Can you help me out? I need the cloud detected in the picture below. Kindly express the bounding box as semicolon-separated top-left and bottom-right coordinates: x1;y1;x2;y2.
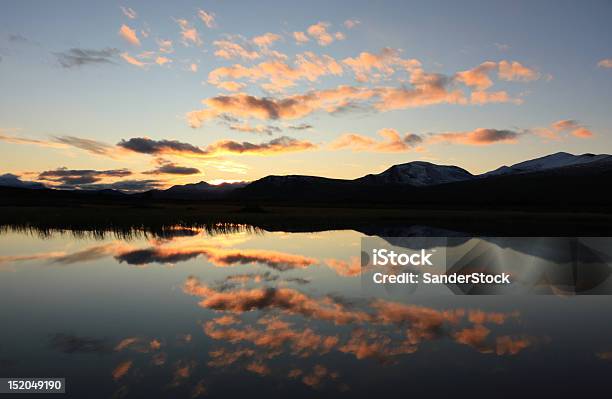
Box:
54;48;119;68
143;162;201;175
551;119;594;138
205;136;316;155
0;133;118;157
185;277;370;324
187;85;374;126
331;128;423;152
598;59;612;68
0;133;65;148
332;127;520;152
213;40;260;61
118;24;140;46
252;33;282;48
324;257;362;277
52;135;115;155
120;6;137;19
120;52;146;68
207;52;343;91
198;57;535;123
455;61;497;90
498;60;538;81
38;167;132;185
157;39;173;53
155;56;171;66
118;136;314;157
374;69;467;110
344;19;361;29
342;48;420;82
288;123;313;130
228;123;281;135
454;61;536;100
176;19;202;46
216;81;247;91
118;137;205;155
293;31;309;44
430;128;520;145
117;246;317;270
306;22;338;46
470;90;518;105
198;9;216;28
112;360;132;380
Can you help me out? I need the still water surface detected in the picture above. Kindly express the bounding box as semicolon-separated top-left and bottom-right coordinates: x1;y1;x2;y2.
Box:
1;225;612;398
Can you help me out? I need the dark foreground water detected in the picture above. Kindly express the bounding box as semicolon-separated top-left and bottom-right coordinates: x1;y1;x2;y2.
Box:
1;225;612;398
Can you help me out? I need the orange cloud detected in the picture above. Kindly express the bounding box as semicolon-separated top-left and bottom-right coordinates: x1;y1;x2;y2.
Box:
155;56;171;66
293;31;309;44
185;277;371;325
215;81;247;91
203;314;340;358
453;324;492;352
598;59;612;68
188;85;375;126
455;61;497;90
470;90;519;105
498;60;539;81
330;128;423;152
342;48;420;82
306;22;335;46
176;19;202;46
246;361;271;375
374;69;468;110
552;119;594;138
495;336;533;355
252;33;282;48
207;52;343;92
118;24;140;46
324;257;362;276
112;360;132;380
213;40;260;60
121;52;146;68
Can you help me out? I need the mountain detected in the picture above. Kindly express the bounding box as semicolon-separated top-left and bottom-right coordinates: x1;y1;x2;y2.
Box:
3;152;612;211
0;173;46;189
481;152;612;177
356;161;473;186
141;181;247;200
232;152;612;209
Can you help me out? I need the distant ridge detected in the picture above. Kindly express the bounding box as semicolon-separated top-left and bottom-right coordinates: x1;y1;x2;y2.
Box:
1;152;611;210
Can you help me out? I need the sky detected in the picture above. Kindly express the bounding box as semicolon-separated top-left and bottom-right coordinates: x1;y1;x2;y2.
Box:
1;0;611;191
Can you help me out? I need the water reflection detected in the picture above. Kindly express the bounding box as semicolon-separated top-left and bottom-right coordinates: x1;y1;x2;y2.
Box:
1;225;612;398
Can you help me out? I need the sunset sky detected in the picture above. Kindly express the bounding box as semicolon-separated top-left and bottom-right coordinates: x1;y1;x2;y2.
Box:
1;0;611;191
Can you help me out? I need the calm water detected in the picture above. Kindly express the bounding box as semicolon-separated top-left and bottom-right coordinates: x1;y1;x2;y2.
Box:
1;226;612;398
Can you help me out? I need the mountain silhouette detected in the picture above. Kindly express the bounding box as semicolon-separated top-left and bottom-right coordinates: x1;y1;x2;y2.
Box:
1;152;611;211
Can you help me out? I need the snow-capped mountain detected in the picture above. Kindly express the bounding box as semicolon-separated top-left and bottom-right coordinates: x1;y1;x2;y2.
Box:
481;152;612;177
356;161;474;186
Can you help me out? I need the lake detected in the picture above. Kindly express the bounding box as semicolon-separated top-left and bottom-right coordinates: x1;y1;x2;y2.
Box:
1;225;612;398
